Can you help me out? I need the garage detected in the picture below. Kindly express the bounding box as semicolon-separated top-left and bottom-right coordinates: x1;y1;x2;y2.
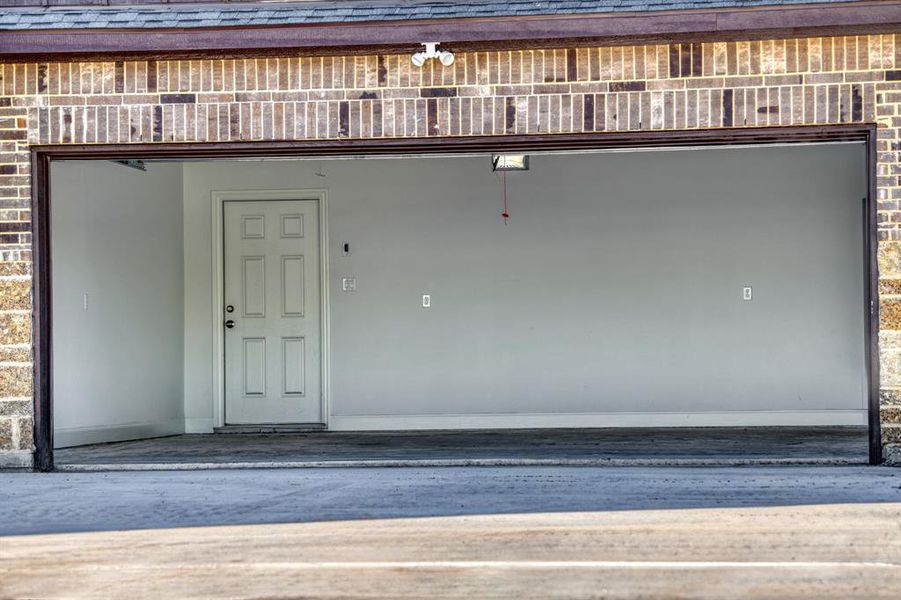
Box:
40;136;872;466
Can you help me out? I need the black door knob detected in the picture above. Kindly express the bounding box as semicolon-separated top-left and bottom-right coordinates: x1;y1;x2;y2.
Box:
225;320;236;329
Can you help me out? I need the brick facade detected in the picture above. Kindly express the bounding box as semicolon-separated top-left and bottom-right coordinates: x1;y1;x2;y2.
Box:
2;33;901;465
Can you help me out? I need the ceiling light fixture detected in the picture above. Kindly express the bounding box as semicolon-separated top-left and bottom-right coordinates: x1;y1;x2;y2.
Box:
491;154;530;171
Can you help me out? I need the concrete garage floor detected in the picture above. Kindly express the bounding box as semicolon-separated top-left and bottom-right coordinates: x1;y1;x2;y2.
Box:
1;467;900;598
53;426;870;470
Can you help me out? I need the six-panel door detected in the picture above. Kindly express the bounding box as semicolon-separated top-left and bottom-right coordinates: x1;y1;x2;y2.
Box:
223;200;321;424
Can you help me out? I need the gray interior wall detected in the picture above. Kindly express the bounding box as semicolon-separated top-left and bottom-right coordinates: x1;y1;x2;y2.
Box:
52;161;185;447
183;143;867;429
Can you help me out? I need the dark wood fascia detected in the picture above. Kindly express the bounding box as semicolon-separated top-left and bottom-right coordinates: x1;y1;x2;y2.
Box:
866;125;882;466
2;1;900;62
30;148;53;473
28;125;875;161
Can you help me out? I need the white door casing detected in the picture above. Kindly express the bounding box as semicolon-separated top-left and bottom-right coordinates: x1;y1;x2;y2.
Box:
223;199;322;424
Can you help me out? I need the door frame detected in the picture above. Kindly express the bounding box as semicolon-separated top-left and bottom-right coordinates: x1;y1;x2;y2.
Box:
211;190;330;429
29;124;880;470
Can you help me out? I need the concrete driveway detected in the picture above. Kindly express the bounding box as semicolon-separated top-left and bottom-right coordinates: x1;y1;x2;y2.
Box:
2;466;901;598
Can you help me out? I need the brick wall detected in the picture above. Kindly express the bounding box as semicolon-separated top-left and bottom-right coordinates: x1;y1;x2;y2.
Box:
2;33;901;465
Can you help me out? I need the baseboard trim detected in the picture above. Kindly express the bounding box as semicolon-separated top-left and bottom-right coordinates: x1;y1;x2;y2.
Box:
214;423;326;434
329;410;868;431
54;419;185;449
185;418;215;434
0;450;33;469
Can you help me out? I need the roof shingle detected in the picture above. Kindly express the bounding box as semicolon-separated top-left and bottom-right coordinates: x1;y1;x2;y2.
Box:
0;0;868;31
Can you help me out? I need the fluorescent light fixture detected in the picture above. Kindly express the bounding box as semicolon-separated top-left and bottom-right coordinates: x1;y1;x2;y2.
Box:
491;154;530;171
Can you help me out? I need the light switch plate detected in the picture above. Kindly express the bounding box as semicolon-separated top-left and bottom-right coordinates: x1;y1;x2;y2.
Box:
342;277;356;292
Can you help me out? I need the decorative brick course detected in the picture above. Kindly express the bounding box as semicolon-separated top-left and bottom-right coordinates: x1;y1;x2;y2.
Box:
2;33;901;459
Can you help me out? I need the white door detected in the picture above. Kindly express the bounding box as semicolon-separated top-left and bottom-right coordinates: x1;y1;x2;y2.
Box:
223;200;322;424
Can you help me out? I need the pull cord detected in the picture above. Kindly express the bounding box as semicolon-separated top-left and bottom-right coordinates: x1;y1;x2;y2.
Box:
501;171;510;224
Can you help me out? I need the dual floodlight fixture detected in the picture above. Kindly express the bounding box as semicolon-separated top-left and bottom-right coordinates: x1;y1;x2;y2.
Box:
411;42;455;67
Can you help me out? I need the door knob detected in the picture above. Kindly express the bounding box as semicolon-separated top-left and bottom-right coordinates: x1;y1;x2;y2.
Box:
225;320;236;329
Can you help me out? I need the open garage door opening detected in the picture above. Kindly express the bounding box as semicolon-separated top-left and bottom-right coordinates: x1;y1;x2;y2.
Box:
39;137;876;469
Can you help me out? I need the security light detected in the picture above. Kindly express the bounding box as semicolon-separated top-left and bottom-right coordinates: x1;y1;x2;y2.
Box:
491;154;530;171
411;42;455;67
